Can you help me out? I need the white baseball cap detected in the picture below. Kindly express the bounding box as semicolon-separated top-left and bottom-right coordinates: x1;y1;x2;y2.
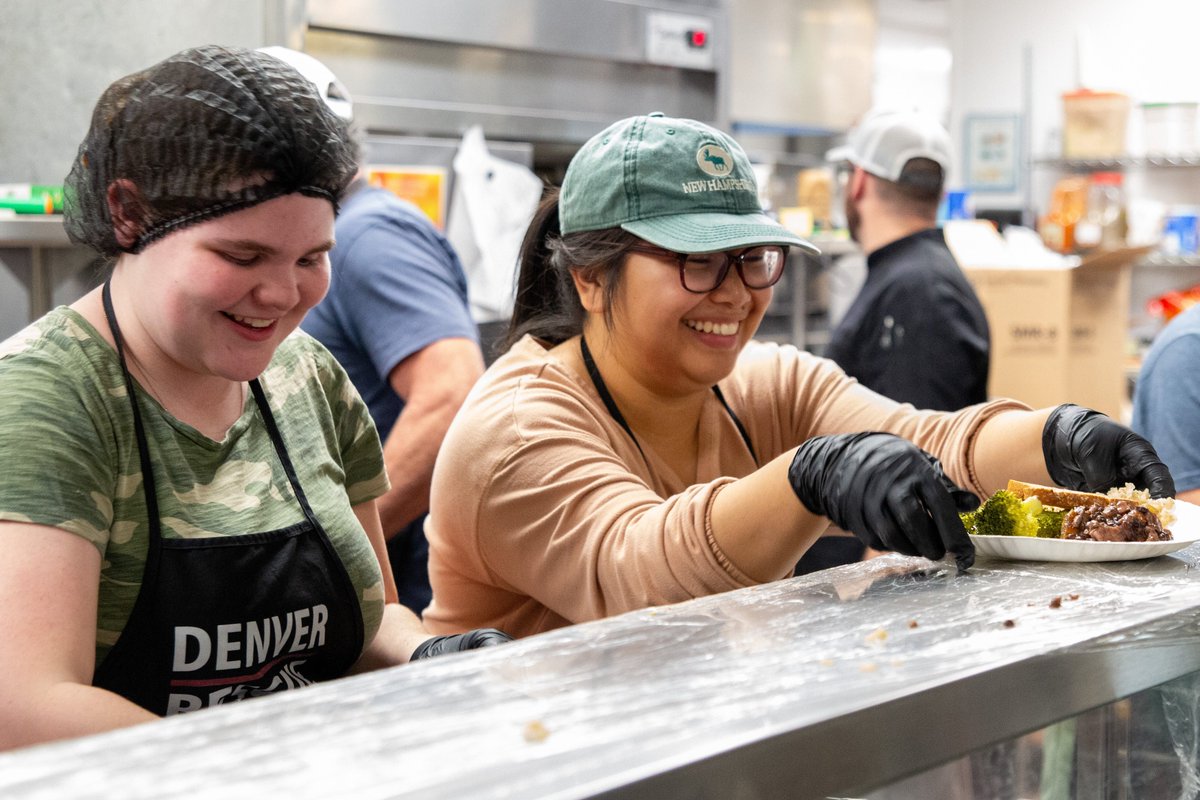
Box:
258;46;354;122
826;109;952;182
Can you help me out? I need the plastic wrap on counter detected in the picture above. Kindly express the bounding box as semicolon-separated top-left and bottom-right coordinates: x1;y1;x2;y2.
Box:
0;546;1198;799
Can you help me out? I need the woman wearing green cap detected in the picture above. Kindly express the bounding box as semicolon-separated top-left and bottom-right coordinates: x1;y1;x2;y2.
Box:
0;45;508;751
421;113;1173;639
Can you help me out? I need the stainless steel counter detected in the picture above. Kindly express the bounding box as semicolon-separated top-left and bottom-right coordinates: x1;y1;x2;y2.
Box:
0;215;76;322
0;216;71;248
1;547;1199;799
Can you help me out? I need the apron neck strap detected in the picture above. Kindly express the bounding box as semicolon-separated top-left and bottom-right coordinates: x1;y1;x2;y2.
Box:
101;279;320;534
103;279;162;530
579;335;757;467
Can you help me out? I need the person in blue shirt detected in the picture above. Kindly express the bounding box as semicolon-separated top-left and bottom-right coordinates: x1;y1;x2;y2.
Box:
262;48;486;614
1132;303;1200;506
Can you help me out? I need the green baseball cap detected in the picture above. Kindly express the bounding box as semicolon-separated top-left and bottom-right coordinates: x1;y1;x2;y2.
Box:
560;113;820;256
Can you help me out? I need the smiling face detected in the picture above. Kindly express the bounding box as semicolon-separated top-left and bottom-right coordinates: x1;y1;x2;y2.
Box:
582;244;774;397
113;192;336;385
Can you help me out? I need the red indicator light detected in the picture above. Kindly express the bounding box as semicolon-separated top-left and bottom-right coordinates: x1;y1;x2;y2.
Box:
688;29;708;48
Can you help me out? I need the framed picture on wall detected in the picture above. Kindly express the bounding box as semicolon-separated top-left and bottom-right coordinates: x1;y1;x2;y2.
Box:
963;114;1021;193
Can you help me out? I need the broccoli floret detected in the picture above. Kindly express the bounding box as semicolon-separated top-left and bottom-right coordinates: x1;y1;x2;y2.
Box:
971;490;1042;537
967;490;1068;538
1036;508;1066;538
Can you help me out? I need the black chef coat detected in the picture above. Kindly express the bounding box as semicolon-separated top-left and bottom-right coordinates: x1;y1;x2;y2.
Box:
824;228;990;412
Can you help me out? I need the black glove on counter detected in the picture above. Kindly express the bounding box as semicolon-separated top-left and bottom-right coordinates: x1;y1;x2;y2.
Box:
788;432;979;569
1042;404;1175;499
410;628;513;661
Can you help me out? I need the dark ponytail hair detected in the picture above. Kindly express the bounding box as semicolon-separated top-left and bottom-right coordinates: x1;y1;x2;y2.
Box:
504;186;640;350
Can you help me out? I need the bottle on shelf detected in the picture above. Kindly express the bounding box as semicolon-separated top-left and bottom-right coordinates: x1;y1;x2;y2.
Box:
1038;175;1089;253
1074;171;1127;253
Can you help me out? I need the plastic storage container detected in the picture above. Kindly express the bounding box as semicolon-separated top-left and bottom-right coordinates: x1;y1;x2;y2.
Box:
1141;102;1199;155
1062;90;1130;158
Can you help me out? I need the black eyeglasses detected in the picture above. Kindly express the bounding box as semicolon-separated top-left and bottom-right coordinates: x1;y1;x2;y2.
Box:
626;244;789;294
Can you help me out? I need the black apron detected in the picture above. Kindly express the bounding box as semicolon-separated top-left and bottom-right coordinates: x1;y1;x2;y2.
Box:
93;281;364;716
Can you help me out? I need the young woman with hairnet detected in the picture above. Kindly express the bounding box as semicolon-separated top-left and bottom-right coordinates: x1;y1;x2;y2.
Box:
421;112;1175;639
0;45;507;751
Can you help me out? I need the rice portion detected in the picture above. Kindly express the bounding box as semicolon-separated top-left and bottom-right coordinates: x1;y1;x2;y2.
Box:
1106;483;1177;528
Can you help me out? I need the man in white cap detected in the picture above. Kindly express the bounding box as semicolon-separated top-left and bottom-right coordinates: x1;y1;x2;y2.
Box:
797;110;991;573
824;109;989;412
261;47;485;615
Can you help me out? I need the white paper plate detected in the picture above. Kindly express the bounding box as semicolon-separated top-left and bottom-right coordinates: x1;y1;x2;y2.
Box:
970;499;1200;562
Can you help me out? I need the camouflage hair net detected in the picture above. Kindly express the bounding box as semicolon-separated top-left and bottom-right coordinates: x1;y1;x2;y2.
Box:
64;44;358;257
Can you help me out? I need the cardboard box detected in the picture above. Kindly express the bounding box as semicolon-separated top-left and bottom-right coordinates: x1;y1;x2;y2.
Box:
960;246;1147;419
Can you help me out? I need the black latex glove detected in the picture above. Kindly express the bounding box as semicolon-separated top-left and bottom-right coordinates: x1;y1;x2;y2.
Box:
410;628;513;661
1042;404;1176;499
788;432;980;569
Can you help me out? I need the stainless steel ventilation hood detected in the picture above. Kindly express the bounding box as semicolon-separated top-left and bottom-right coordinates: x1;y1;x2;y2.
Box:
296;0;727;161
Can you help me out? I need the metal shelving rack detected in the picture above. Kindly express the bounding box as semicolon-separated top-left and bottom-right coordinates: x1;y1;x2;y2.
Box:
1140;252;1200;269
758;236;860;354
1029;152;1200;340
1033;154;1200;170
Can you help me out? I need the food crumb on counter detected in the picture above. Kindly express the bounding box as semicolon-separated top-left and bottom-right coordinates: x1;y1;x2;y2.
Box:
1049;596;1063;609
1003;619;1016;628
523;720;550;743
865;628;888;645
1068;593;1080;601
907;620;919;629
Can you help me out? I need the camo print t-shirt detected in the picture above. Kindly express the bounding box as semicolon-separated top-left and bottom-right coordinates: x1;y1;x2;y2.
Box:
0;308;390;667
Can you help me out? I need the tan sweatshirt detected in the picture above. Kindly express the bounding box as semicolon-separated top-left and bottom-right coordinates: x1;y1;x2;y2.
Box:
423;335;1025;637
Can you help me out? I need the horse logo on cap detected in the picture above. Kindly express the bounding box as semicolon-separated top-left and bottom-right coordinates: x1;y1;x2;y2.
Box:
696;144;734;177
